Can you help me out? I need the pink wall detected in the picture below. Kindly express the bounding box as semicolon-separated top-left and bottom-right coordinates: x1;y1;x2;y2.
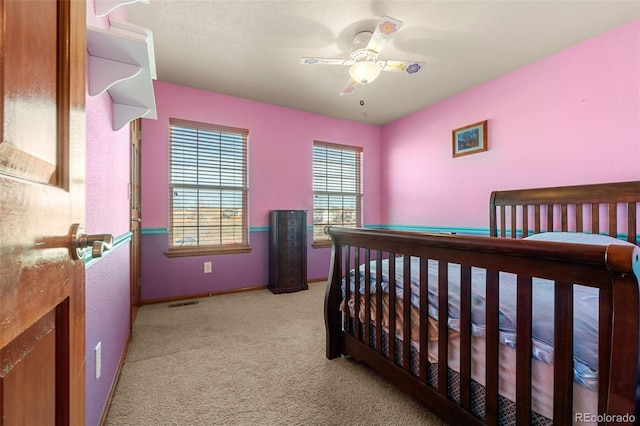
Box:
381;19;640;230
143;81;382;228
86;0;130;236
85;93;131;235
140;82;382;300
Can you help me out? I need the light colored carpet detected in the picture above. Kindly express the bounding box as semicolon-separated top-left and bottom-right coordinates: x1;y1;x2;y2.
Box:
105;282;446;426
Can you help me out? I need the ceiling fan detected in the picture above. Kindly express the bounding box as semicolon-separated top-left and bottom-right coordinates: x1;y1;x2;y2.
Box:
300;16;426;96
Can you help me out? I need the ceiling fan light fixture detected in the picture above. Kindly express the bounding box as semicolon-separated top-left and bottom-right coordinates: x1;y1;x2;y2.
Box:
349;61;381;85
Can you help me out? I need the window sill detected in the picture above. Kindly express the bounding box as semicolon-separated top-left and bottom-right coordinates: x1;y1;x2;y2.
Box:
165;245;252;258
312;241;332;249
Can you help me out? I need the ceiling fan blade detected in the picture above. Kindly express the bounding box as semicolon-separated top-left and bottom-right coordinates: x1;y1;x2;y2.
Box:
366;16;403;54
300;57;354;66
379;60;426;74
339;79;358;96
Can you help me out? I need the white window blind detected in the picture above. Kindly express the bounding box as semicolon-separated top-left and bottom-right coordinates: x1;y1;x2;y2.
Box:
169;118;248;251
313;141;362;242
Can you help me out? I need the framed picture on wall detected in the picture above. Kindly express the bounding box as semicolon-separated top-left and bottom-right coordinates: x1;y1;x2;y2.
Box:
452;120;488;158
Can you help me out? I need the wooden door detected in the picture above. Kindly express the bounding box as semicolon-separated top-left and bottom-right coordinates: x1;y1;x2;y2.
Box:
0;0;86;424
130;119;142;326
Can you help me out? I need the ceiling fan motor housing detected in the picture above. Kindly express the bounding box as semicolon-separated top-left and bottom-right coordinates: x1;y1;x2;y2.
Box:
350;31;379;63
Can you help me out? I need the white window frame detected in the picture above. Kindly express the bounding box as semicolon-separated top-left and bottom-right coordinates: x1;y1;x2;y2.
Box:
166;118;250;257
312;141;362;247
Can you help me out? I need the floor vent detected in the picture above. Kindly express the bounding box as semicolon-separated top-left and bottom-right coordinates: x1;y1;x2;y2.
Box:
168;301;199;308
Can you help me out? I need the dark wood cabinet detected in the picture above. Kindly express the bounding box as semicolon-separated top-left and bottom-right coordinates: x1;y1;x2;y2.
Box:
268;210;308;294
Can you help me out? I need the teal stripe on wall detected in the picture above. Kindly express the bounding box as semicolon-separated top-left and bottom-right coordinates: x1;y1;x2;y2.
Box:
141;226;638;240
373;224;490;236
362;224;384;229
85;231;132;268
248;226;314;232
142;225;487;235
142;227;168;235
141;226;311;234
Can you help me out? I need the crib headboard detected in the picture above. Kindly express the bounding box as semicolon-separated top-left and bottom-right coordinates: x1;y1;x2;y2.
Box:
489;180;640;243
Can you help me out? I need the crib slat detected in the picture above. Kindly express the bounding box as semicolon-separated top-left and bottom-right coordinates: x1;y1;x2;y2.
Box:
522;205;529;237
375;251;383;354
561;204;568;231
389;254;397;363
419;258;429;383
438;261;449;395
344;246;351;334
534;205;541;234
628;202;637;244
403;255;411;372
607;273;640;417
353;248;361;341
592;204;599;234
547;204;554;232
485;270;500;426
576;203;583;232
363;249;371;347
553;283;574;424
515;275;532;425
511;206;517;238
609;203;617;237
459;265;472;411
597;287;613;417
500;206;506;237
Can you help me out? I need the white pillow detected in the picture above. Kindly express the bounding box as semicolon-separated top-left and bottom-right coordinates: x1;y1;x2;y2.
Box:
523;231;634;246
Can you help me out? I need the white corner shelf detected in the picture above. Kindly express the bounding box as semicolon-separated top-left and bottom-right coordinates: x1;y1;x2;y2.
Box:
94;0;149;17
87;19;157;131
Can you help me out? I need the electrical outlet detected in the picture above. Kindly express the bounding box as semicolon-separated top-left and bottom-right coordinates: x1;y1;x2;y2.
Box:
95;342;102;379
204;261;212;273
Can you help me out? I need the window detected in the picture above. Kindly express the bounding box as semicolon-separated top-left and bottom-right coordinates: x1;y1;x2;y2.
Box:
167;118;249;257
312;141;362;246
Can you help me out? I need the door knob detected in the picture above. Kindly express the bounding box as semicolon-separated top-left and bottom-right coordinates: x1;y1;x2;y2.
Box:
70;223;114;260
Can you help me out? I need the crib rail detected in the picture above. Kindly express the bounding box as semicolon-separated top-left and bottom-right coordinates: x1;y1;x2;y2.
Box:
490;181;640;242
324;227;640;425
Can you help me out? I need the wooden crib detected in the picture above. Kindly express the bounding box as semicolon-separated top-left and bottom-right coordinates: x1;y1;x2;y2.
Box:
324;180;640;425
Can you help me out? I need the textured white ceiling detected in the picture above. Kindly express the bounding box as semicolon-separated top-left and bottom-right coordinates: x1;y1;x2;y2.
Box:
123;0;640;125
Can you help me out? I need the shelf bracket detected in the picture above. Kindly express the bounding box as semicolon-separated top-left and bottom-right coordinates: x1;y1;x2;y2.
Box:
87;22;157;131
89;56;142;96
114;104;151;131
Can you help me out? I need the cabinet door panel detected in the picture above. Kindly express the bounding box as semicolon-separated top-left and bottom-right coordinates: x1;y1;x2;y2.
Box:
279;239;300;249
